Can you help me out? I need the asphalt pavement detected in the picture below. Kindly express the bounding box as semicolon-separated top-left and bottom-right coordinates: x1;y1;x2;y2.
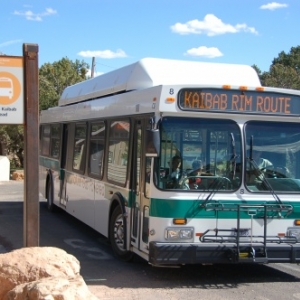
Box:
0;180;35;251
0;180;155;299
1;180;300;300
0;180;114;299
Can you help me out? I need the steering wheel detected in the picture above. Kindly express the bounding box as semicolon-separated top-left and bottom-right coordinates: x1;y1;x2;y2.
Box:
180;175;232;190
273;165;290;178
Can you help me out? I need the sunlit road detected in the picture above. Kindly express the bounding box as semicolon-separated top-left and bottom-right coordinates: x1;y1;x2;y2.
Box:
1;180;300;299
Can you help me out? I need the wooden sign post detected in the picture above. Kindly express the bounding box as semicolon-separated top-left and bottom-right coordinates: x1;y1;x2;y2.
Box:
23;44;39;247
0;43;39;247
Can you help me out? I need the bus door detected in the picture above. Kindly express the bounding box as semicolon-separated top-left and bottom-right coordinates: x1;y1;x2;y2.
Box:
131;119;150;254
59;124;69;207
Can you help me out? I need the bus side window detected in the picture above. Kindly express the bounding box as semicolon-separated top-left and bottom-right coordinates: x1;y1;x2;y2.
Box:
88;122;105;177
73;123;87;172
145;157;151;198
107;120;130;185
41;125;51;156
50;124;61;159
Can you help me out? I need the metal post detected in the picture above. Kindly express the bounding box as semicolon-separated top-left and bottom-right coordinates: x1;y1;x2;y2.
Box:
91;57;95;78
23;44;39;247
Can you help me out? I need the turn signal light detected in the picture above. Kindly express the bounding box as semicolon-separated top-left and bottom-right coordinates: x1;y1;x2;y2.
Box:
294;220;300;226
173;218;187;225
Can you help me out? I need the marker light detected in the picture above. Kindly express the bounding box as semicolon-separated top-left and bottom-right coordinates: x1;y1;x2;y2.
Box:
166;97;175;103
239;86;248;91
256;86;264;91
222;85;231;89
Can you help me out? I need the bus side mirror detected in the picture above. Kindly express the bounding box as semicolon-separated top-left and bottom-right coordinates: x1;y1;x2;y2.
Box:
145;129;160;157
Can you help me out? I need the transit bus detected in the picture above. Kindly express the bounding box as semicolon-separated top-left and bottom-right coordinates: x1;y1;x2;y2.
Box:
39;58;300;266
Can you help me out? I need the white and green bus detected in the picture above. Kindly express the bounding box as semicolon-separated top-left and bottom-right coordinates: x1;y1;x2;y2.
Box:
39;58;300;266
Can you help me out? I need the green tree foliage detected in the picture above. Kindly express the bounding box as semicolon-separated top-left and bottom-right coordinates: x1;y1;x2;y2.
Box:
39;57;89;111
259;46;300;89
260;64;299;89
251;64;262;76
273;46;300;70
0;125;24;168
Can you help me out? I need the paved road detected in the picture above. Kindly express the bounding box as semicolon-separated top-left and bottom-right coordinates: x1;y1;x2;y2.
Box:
1;180;300;300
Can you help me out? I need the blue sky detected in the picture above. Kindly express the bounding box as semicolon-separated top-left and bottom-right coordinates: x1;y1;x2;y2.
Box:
1;0;299;75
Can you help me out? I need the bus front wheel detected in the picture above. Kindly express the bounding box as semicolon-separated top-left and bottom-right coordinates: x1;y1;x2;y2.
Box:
109;206;133;261
46;179;55;212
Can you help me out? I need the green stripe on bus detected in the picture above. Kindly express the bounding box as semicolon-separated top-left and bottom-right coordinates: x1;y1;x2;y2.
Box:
39;156;60;170
149;198;300;219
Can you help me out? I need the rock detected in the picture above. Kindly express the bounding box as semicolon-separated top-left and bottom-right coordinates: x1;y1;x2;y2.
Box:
11;171;24;181
4;275;98;300
0;247;98;300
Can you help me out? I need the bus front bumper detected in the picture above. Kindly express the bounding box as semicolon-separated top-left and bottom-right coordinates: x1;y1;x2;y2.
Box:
149;241;300;265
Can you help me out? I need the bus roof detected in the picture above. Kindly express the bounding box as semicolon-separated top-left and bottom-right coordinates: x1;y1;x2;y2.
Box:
58;57;261;106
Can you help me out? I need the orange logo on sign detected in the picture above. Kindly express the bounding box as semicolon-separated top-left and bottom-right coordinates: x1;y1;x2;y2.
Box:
0;71;21;105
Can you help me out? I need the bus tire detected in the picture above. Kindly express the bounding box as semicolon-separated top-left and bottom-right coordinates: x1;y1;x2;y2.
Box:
46;179;55;212
109;206;133;261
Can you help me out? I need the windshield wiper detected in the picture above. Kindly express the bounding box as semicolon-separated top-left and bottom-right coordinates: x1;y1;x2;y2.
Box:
230;133;237;179
201;132;237;207
200;177;230;208
248;157;283;208
248;135;283;206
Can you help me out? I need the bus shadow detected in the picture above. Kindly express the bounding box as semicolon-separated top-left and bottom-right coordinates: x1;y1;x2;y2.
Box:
88;255;300;289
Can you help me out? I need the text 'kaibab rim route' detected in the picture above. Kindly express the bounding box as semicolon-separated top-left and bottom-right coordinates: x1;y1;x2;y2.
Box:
179;88;300;115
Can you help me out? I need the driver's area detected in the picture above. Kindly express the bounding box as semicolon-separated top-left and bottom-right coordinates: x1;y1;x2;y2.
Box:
156;117;242;192
245;121;300;192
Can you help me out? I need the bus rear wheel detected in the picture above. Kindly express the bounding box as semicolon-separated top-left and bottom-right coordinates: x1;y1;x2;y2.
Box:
109;206;133;261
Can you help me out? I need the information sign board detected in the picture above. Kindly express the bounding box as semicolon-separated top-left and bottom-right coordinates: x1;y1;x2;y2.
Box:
0;56;24;124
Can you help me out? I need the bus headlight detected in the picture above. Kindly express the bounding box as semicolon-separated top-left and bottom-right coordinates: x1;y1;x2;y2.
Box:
165;227;194;241
286;227;300;242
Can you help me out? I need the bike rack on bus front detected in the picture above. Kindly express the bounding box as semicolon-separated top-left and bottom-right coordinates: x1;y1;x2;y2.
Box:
200;203;295;262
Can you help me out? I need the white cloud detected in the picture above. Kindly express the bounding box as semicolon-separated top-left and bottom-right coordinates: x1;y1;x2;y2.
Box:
0;39;22;48
77;49;127;59
14;7;57;21
184;46;223;58
170;14;258;36
260;2;288;10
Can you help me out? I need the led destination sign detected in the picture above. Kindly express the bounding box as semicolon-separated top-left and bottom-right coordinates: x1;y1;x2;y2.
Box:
178;88;300;116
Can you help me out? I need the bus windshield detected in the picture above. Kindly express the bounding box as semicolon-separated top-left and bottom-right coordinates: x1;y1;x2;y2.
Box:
245;121;300;192
156;117;242;191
